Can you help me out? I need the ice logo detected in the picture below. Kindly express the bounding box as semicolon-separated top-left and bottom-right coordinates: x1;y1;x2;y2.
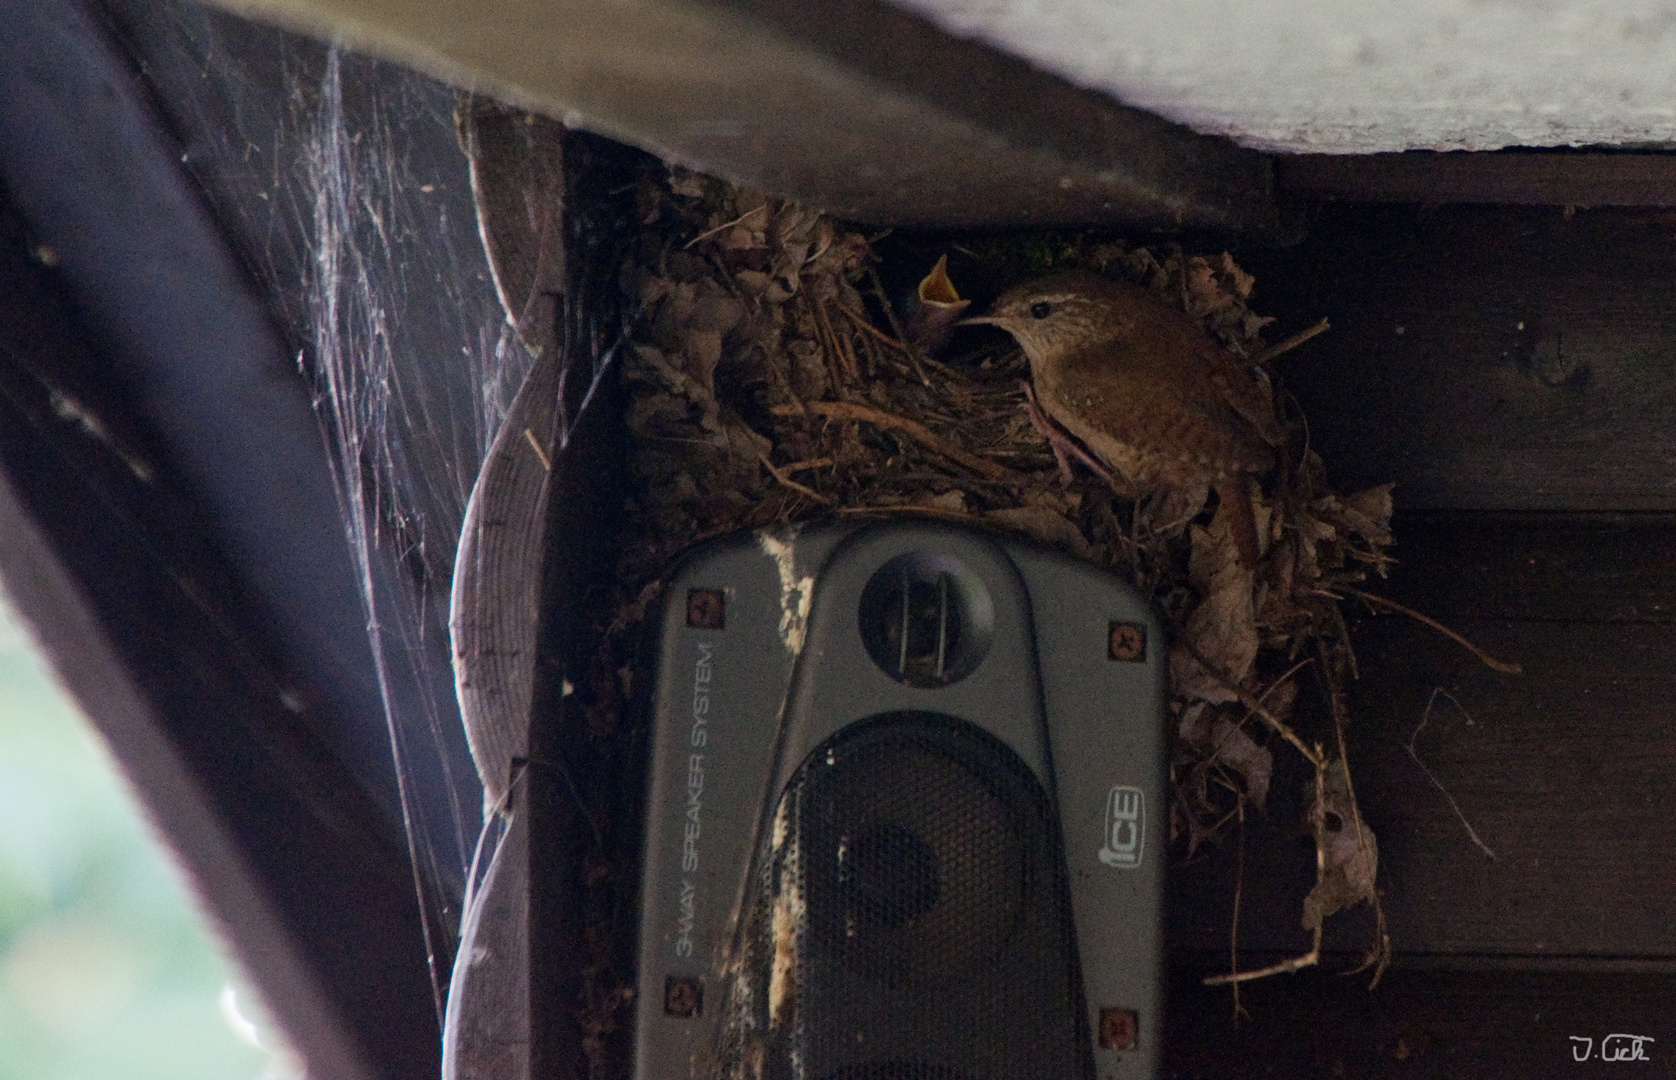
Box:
1099;786;1144;869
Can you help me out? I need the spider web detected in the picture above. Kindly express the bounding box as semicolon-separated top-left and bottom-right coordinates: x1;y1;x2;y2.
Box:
107;0;529;1018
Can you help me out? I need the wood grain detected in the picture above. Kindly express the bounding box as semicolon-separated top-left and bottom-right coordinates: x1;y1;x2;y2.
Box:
1169;515;1676;964
443;811;530;1080
1165;967;1676;1078
1241;205;1676;512
463;101;567;350
451;341;561;812
187;0;1276;231
1278;151;1676;208
1374;512;1676;623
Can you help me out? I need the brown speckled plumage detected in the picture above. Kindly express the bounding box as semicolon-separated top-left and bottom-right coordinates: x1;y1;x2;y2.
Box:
970;271;1282;564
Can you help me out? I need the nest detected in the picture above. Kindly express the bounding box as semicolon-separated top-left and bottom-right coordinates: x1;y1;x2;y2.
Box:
570;164;1407;1063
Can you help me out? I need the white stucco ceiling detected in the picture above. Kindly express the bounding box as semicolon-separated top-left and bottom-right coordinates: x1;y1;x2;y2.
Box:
890;0;1676;153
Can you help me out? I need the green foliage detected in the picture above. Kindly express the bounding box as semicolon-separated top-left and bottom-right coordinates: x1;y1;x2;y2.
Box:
0;603;292;1080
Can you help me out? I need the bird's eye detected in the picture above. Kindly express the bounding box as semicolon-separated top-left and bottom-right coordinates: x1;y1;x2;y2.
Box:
1029;301;1053;319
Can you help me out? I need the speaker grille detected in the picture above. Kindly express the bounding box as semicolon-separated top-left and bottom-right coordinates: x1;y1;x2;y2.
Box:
714;713;1090;1080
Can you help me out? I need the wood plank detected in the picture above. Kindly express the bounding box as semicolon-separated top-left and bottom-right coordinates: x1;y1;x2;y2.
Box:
1240;205;1676;512
1164;968;1676;1079
0;6;456;1073
1278;151;1676;208
1185;206;1676;969
189;0;1277;231
1168;515;1676;964
0;183;432;1080
1352;618;1675;959
1375;512;1676;623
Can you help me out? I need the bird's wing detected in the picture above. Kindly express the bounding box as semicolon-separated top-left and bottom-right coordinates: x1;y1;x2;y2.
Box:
1049;347;1274;478
1195;333;1284;448
1120;283;1284;448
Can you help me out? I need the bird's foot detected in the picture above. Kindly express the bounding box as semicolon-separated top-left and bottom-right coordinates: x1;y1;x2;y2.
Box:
1021;380;1118;491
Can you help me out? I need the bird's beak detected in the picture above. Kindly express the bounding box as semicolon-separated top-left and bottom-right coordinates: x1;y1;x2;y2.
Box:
957;314;1004;328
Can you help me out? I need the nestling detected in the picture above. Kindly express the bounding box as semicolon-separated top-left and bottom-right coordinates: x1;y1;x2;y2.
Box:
965;271;1283;567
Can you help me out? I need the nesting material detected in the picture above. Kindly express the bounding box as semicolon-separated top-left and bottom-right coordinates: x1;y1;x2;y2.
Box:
588;166;1404;991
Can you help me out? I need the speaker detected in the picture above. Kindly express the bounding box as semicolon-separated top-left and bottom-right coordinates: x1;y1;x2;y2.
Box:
633;521;1165;1080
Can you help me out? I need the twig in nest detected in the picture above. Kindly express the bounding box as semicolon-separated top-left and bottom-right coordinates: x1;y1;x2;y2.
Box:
1337;587;1522;674
524;427;552;472
1205;747;1329;987
833;299;906;351
865;267;931;387
606;579;666;635
836;504;972;521
1209;659;1314;764
1172;633;1323;768
1205;662;1335;996
1205;927;1322;986
854;321;882;379
1325;590;1361;682
1343;897;1390;988
1251;317;1330;365
754;447;833;504
1228;802;1250;1024
830;295;968;384
806;296;841;388
1322;647;1391;988
1407;687;1498;861
773;400;1019;483
780;456;833;475
815;300;858;382
684;203;767;248
835;325;862;385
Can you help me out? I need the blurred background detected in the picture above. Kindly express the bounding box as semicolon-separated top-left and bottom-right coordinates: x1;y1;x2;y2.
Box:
0;586;301;1080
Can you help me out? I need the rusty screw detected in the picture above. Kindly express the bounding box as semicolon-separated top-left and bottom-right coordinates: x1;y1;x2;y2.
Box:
1108;621;1146;662
687;587;726;630
1098;1007;1138;1050
664;975;703;1018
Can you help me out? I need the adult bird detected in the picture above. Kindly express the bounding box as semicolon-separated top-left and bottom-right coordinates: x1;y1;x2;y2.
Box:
964;271;1282;567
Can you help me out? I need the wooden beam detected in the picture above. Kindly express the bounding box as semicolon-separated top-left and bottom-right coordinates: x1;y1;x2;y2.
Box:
1278;151;1676;207
202;0;1278;231
1165;200;1676;968
0;197;433;1080
1166;967;1673;1075
1168;513;1676;964
1239;203;1676;512
0;3;458;1075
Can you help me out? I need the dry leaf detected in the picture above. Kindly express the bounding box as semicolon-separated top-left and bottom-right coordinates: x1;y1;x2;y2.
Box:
685;330;723;395
1302;757;1380;931
1170;517;1259;705
1179;702;1273;809
667;169;710;199
1339;483;1396;547
734;270;772;295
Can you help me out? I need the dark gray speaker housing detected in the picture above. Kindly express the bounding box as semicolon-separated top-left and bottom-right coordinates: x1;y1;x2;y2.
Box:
633;519;1166;1080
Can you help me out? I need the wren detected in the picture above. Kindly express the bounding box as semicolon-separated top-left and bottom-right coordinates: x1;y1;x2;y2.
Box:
966;271;1282;567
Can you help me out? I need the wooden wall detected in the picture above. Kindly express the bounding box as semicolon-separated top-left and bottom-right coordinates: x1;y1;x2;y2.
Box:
1164;202;1676;1077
